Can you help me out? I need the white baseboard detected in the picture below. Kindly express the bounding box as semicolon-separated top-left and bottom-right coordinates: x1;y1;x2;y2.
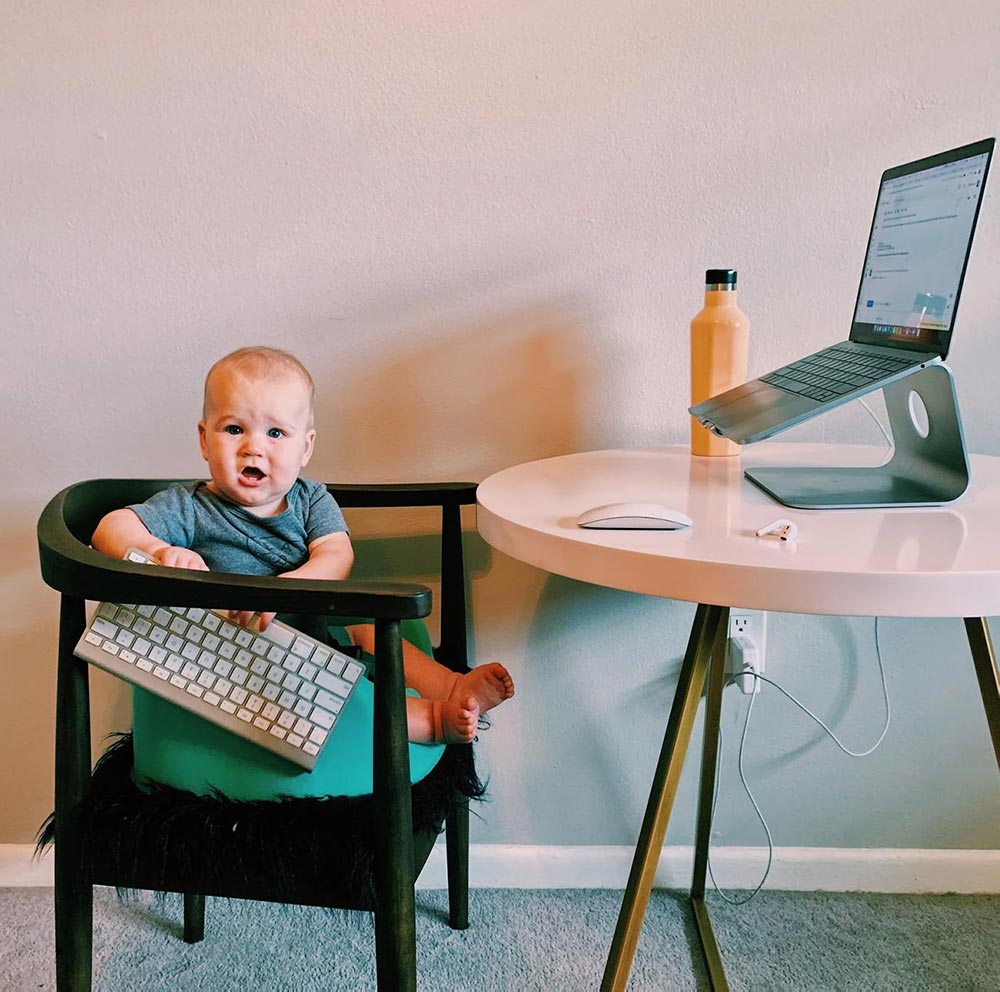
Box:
5;843;998;893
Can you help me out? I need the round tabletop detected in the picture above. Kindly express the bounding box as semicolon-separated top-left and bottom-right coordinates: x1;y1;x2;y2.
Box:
476;444;1000;617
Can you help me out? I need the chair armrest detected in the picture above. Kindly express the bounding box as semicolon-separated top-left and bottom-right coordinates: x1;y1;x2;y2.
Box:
38;481;431;619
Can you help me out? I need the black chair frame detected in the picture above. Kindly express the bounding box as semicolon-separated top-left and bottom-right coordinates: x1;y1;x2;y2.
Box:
38;478;480;992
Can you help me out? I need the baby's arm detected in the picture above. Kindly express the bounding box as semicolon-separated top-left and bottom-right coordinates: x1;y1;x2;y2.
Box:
246;532;354;630
91;508;208;571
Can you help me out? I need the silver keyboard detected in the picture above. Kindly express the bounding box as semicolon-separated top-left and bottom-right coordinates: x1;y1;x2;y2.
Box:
74;549;364;770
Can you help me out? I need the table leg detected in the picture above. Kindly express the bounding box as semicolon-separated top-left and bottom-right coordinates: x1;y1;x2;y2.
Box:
690;607;731;991
601;603;728;992
964;618;1000;771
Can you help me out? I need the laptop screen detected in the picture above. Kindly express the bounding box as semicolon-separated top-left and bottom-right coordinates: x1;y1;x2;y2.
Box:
850;138;994;357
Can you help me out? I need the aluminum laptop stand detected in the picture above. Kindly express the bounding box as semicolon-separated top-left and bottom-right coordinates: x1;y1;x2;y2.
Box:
744;364;969;509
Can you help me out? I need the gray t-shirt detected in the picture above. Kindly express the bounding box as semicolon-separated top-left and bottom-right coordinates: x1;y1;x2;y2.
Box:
128;478;348;575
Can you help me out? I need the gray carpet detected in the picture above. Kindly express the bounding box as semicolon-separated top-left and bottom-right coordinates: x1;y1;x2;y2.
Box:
2;887;997;991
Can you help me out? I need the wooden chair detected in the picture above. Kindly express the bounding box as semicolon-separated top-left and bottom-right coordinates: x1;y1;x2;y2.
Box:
37;478;481;991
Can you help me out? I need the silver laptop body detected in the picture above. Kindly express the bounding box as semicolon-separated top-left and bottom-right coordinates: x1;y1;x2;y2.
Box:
690;137;994;445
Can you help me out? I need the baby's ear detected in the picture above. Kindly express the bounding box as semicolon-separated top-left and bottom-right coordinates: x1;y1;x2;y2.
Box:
198;421;209;460
300;428;317;467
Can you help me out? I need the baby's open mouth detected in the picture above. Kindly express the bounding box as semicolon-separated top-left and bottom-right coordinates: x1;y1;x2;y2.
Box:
241;467;265;481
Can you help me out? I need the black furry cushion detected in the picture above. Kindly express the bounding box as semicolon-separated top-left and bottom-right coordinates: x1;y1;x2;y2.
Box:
38;734;485;910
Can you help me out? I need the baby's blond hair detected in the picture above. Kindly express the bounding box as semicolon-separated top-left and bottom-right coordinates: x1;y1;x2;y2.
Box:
203;347;316;425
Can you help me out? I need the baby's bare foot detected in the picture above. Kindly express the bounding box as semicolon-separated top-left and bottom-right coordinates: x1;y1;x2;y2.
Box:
449;663;515;713
436;696;480;744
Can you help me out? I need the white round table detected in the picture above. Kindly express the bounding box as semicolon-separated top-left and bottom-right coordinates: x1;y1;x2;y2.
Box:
477;445;1000;991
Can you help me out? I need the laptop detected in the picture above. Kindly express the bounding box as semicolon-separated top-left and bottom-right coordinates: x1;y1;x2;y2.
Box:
689;137;994;445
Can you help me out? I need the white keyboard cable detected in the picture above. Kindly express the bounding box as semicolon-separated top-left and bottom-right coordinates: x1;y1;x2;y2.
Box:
706;617;891;904
858;396;894;458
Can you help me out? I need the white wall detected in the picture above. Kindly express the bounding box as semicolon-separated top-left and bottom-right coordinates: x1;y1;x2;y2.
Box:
2;1;999;855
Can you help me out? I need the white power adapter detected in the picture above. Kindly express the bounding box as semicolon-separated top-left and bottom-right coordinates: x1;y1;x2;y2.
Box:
730;633;762;694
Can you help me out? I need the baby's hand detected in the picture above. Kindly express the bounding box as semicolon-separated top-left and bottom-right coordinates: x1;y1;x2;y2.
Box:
152;546;209;571
225;610;276;631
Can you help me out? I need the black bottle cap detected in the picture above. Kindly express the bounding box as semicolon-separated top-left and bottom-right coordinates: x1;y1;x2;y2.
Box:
705;269;737;285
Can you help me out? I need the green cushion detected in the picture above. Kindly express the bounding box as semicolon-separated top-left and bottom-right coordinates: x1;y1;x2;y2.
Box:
131;620;445;800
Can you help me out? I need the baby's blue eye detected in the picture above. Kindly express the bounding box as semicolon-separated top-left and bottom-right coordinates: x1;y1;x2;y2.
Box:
267;428;284;439
224;425;243;435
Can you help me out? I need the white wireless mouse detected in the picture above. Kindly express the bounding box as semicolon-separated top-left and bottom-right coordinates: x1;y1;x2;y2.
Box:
576;502;693;530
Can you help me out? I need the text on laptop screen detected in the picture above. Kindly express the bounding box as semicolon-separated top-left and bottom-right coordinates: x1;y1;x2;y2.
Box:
852;151;989;353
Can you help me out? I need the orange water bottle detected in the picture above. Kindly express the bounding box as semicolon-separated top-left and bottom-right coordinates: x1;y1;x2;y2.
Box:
690;268;749;456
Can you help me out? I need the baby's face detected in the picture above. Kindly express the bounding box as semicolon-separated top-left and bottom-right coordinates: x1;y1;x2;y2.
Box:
198;367;316;517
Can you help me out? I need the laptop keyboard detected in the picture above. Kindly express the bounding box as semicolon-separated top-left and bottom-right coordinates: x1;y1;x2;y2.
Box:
760;344;923;402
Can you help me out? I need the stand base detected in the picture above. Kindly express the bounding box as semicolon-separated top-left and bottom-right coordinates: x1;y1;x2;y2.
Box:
745;364;969;510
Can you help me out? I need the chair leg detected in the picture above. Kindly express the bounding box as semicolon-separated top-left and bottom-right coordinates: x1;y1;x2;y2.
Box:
183;894;206;943
373;620;417;991
446;796;470;930
55;595;93;992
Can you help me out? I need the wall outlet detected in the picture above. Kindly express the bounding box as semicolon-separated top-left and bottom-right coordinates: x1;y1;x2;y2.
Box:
727;610;767;694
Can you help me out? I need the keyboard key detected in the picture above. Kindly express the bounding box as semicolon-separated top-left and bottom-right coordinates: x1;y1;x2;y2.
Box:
277;710;296;729
181;662;200;680
84;631;102;646
169;616;189;636
153;666;170;681
199;650;218;669
231;666;249;686
230;687;248;705
219;622;239;640
166;634;184;652
170;675;187;690
314;689;344;714
251;636;270;656
262;702;281;721
133;618;152;637
188;627;205;645
91;617;119;639
97;603;119;621
236;649;254;668
204;691;221;706
292;637;314;659
250;657;269;676
219;641;238;660
293;700;312;718
302;742;319;757
136;659;154;673
278;690;296;709
260;624;294;649
262;682;281;702
102;642;120;656
316;670;353;698
187;608;206;623
294;718;312;737
120;650;137;664
299;661;318;681
115;629;136;648
282;672;302;693
166;654;184;673
282;654;303;674
133;638;152;656
220;700;237;714
313;645;332;667
309;726;327;745
287;733;304;748
246;694;265;713
325;655;345;676
267;645;286;665
214;678;233;698
235;630;254;648
310;706;334;729
298;683;317;701
269;726;287;741
203;633;221;652
197;671;216;690
154;608;173;627
186;684;204;699
247;675;265;694
149;645;168;664
236;708;253;723
214;659;233;677
181;642;201;661
253;716;271;732
203;613;221;632
118;611;137;629
343;661;364;683
148;626;168;645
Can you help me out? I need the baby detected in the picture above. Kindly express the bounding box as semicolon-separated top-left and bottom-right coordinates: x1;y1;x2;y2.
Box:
92;346;514;745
